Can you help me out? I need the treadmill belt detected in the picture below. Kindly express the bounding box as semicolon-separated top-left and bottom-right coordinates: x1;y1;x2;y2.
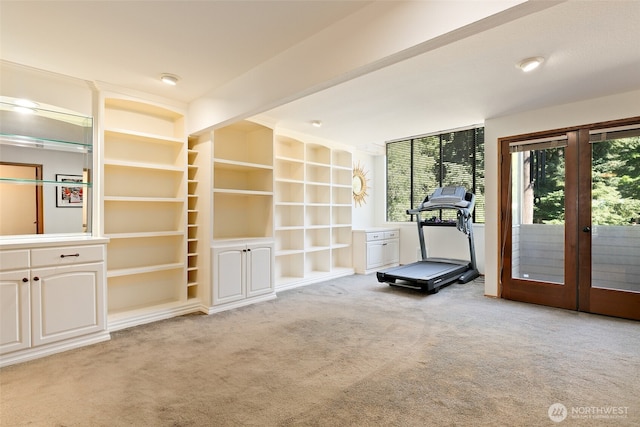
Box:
389;261;463;280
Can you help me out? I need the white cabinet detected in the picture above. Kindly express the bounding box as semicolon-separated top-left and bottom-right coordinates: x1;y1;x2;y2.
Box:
0;239;109;367
353;229;400;274
212;240;275;308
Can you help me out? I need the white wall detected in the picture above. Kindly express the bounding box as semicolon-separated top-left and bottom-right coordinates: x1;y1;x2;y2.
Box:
484;89;640;297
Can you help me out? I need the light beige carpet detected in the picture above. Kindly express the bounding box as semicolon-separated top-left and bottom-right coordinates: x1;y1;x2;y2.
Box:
1;274;638;426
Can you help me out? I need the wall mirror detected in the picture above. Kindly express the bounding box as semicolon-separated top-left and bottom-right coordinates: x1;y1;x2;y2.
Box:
352;161;369;207
0;97;93;237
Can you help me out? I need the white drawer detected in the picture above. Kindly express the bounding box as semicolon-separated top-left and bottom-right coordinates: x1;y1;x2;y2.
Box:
384;231;399;239
0;250;30;270
366;232;384;241
30;245;104;267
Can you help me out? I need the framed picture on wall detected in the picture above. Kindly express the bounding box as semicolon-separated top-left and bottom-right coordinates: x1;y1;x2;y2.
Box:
56;174;83;207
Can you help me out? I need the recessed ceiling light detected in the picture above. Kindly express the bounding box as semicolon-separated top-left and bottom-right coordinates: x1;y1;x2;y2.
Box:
160;73;180;85
517;56;545;72
311;120;322;128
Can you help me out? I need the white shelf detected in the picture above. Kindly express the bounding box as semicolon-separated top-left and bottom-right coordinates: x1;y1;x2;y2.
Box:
104;159;183;172
107;263;185;278
103;196;183;203
104;127;184;145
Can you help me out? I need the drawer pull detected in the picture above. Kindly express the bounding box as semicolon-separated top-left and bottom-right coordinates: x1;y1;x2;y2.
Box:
33;276;40;281
22;277;29;283
60;253;80;258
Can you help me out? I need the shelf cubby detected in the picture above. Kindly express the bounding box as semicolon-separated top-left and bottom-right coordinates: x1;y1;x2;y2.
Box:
276;204;305;228
104;200;184;234
332;226;352;247
213;162;273;193
275;253;305;285
275;229;305;254
306;227;331;251
275;181;304;204
332;186;352;205
106;234;184;271
104;129;183;167
332;246;353;270
107;268;184;315
306;205;331;227
332;205;352;226
213;121;272;167
213;193;273;240
103;164;183;198
275;158;304;181
305;250;331;275
306;143;331;165
103;98;184;139
275;135;304;160
332;150;352;169
305;183;331;204
332;167;352;186
306;163;331;184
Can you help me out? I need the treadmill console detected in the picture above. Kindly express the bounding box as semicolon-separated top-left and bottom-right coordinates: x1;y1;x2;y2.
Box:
421;186;470;209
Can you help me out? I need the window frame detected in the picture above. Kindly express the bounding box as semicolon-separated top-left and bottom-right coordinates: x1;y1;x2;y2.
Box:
386;125;485;223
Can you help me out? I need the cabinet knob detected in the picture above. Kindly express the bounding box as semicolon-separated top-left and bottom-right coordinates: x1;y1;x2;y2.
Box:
22;277;29;283
33;276;40;281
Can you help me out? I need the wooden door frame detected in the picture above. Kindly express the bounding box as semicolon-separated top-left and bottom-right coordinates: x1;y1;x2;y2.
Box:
0;161;44;234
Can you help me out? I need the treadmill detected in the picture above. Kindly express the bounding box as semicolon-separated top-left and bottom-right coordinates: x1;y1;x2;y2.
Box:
377;186;479;293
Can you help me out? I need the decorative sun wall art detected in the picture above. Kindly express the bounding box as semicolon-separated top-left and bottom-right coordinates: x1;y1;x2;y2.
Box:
352;161;369;207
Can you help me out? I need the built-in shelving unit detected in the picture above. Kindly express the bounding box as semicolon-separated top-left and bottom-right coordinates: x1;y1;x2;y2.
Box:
209;120;276;312
101;94;198;330
187;136;199;301
274;135;353;290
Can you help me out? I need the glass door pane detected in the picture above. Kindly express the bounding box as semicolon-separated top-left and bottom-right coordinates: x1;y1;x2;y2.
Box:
511;144;566;284
590;128;640;292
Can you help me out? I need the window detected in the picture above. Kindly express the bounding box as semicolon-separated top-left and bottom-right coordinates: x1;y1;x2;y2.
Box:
386;127;484;222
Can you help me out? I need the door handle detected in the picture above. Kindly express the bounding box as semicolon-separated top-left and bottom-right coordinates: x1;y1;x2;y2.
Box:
583;226;591;233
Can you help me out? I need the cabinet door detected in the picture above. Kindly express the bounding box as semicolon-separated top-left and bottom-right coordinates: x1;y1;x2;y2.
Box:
384;239;400;265
31;263;105;346
366;241;385;269
0;270;31;355
213;245;245;305
247;244;273;297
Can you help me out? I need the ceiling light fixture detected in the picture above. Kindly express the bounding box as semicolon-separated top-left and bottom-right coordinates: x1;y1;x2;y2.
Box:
160;73;180;86
517;56;545;72
311;120;322;128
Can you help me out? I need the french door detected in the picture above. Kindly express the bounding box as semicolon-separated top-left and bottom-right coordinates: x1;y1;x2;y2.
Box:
500;118;640;321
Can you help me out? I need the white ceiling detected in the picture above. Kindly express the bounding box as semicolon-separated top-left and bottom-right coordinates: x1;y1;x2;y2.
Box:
2;1;640;152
